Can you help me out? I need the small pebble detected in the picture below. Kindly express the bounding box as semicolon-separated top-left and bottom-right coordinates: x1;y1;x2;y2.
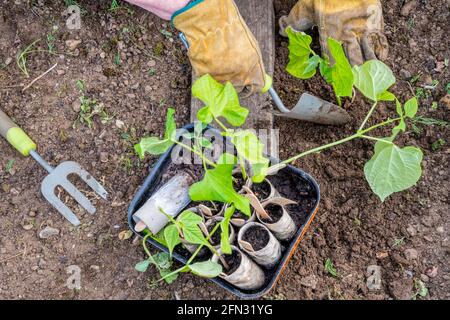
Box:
39;226;60;239
426;266;438;278
22;224;34;230
406;225;417;237
420;274;429;282
99;152;108;163
65;39;82;51
404;248;418;261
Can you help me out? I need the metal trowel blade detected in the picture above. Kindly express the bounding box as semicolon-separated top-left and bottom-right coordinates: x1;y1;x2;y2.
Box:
275;93;351;125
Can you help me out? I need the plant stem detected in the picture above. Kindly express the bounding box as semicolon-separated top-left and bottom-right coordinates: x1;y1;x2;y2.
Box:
239;156;247;180
174;140;216;167
360;135;394;144
336;95;342;107
214;117;229;133
279;133;360;167
358;101;378;132
267;116;402;173
142;234;162;272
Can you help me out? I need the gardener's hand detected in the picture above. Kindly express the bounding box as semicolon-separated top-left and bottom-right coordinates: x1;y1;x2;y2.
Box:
173;0;268;95
124;0;190;20
279;0;389;66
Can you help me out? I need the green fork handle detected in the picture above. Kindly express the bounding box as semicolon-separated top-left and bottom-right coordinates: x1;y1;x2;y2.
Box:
0;109;36;156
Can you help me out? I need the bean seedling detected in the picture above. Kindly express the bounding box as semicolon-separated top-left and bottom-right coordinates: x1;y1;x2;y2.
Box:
135;58;424;283
284;27;353;106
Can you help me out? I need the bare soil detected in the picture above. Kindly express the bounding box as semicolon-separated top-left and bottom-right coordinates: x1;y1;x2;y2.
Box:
0;0;448;300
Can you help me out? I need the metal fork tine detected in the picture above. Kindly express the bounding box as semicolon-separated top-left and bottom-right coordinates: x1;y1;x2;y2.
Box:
41;184;81;226
63;161;108;200
59;179;96;214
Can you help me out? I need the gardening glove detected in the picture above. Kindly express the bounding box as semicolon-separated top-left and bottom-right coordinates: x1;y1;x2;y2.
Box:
124;0;190;20
172;0;268;95
279;0;389;66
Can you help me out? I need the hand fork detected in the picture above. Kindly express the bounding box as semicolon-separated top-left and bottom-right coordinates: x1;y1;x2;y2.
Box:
0;109;108;226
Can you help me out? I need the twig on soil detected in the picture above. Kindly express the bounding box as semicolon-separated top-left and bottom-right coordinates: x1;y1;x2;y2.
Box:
22;63;58;92
0;249;26;264
405;80;416;96
0;84;24;90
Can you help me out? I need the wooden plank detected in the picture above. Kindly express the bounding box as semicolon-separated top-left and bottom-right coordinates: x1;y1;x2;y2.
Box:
190;0;275;140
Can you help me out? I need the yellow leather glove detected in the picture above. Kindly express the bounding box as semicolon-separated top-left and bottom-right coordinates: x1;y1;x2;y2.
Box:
279;0;389;66
172;0;268;95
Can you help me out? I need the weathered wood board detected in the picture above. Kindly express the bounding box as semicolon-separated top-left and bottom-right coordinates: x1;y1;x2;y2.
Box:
190;0;275;138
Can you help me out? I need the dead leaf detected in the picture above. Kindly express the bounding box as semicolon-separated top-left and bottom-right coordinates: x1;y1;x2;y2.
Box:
238;240;255;252
118;230;133;240
376;251;389;259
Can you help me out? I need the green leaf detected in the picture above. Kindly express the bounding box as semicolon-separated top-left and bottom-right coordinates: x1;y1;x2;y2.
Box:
319;57;333;83
228;130;270;183
197;106;214;124
324;258;339;278
145;229;167;247
220;206;235;255
189;153;251;216
395;99;404;117
192;74;249;126
135;260;150;272
152;252;173;270
392;118;406;135
188;260;223;278
182;223;208;246
159;269;178;284
134;137;174;158
352;60;396;101
134;108;176;158
285;27;318;79
200;138;213;149
163;108;177;140
178;210;203;227
404;97;419;118
364;144;423;202
327;38;354;98
163;225;181;256
377;91;396;102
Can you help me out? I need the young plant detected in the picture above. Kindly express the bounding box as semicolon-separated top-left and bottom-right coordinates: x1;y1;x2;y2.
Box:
135;59;425;283
146;209;225;284
285;27;353;105
135;235;178;284
73;80;114;128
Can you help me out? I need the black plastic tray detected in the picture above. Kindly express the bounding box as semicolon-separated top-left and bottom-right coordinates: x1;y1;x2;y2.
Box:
128;124;320;299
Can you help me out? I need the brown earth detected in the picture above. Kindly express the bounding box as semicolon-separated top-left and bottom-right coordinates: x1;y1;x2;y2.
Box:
0;0;448;300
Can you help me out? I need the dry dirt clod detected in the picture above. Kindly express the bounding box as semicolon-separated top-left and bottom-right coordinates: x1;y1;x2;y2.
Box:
404;248;419;261
65;39;81;51
425;266;438;278
72;100;81;112
300;275;318;289
38;226;60;239
99;152;108;163
406;225;417;237
401;0;418;16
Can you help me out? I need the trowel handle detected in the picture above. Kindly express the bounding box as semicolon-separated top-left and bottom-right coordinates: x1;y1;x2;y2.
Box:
0;109;36;156
268;87;290;114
